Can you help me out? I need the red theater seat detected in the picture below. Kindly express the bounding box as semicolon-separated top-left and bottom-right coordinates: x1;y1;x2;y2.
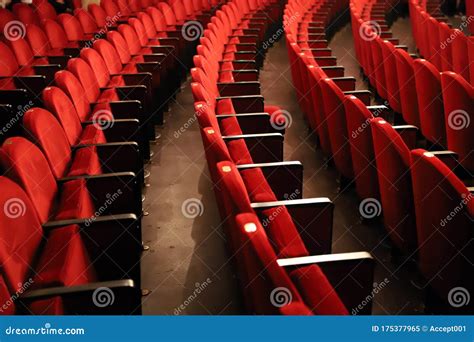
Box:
410;149;473;313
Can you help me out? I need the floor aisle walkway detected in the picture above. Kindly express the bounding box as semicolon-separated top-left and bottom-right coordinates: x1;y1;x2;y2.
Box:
139;15;426;315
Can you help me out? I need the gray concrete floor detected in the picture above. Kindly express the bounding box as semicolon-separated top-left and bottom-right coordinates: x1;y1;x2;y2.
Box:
139;16;426;315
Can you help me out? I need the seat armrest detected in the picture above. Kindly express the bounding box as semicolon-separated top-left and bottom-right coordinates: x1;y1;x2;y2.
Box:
223;133;284;163
344;90;371;105
237;161;303;200
104;101;143;121
223;69;259;82
393;125;418;149
367;105;390;120
43;214;141;282
72;142;141;175
220;59;257;70
217;95;264;113
58;172;141;218
300;39;328;48
277;252;375;315
19;280;141;315
217;113;272;134
314;56;337;66
217;81;260;96
332;77;356;91
320;66;345;77
251;198;334;255
429;150;459;171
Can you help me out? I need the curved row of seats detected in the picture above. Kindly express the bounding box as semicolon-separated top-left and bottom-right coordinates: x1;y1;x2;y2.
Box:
409;0;473;83
351;0;473;174
285;0;472;313
191;0;379;315
0;0;223;315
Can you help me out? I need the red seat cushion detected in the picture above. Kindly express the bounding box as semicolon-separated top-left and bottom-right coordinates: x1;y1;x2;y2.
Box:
226;139;254;164
79;125;107;145
32;224;97;289
68;146;102;176
290;265;349;315
240;168;277;203
55;179;95;220
260;206;309;258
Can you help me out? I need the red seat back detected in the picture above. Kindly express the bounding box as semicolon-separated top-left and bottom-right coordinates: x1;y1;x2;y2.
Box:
0;137;58;223
410;149;474;305
370;118;417;253
441;72;474;171
413;59;446;146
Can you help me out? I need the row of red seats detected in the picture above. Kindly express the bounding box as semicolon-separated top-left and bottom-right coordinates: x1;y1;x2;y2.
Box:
409;0;473;85
0;0;222;315
286;0;473;313
350;0;473;174
191;0;377;315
